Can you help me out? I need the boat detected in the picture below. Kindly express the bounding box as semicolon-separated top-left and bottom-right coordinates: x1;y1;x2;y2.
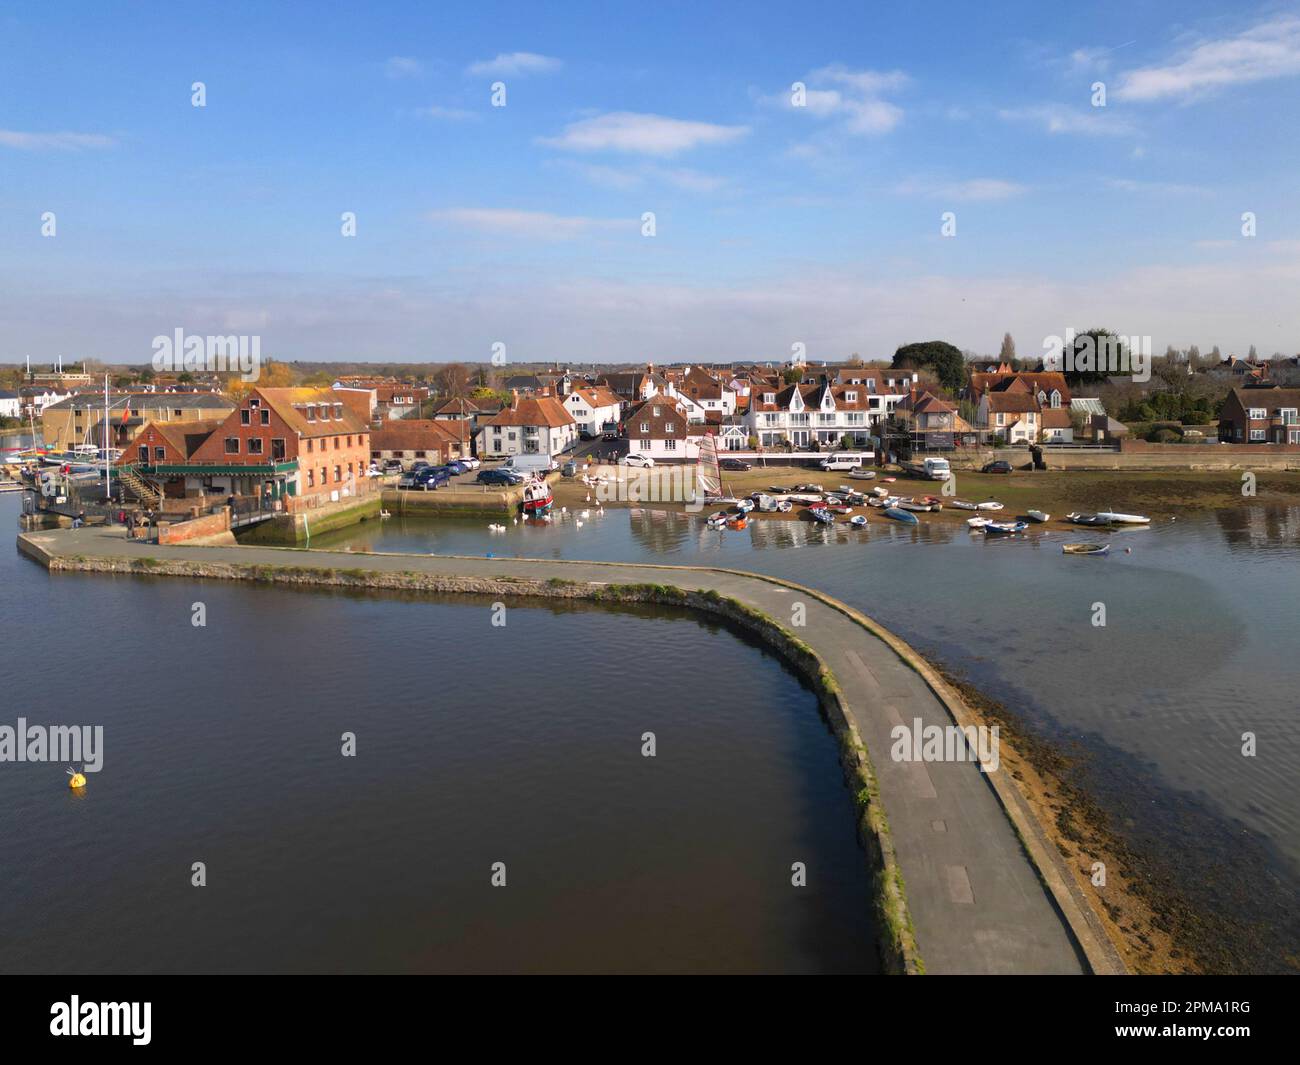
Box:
881;476;896;483
1063;542;1110;556
976;501;1004;511
726;515;748;530
966;516;990;529
735;498;755;514
520;480;554;514
1096;510;1150;525
848;469;877;480
897;499;936;512
775;499;793;513
983;520;1029;535
0;478;22;493
870;486;889;498
849;514;869;528
806;506;835;525
1026;510;1050;523
706;511;729;529
753;493;779;512
704;494;742;506
1066;512;1109;526
883;506;918;524
950;499;978;511
823;503;853;515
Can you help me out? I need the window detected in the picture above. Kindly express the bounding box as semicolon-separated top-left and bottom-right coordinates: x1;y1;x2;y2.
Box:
334;465;342;482
320;467;327;485
1250;429;1266;441
249;398;260;408
173;409;182;418
307;438;313;453
1249;408;1267;420
664;438;677;450
845;391;857;403
225;437;240;454
1281;408;1298;425
641;422;650;432
247;438;264;455
996;413;1005;426
763;393;775;404
334;404;343;419
334;437;340;450
307;469;315;488
666;422;675;433
241;409;251;425
138;445;149;463
154;446;165;462
271;438;286;461
346;435;352;447
260;409;269;426
306;405;316;422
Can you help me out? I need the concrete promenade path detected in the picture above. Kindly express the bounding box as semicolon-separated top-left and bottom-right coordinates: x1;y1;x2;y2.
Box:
22;526;1103;974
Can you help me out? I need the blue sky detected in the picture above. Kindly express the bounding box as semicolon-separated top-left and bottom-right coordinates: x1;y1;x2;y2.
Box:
3;0;1300;364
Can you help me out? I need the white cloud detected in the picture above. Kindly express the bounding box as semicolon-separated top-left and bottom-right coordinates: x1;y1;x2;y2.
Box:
1104;177;1208;196
466;52;562;78
418;104;477;121
539;112;749;156
426;207;630;239
385;56;424;79
892;178;1028;202
998;105;1136;136
775;65;908;135
0;130;116;150
1117;16;1300;101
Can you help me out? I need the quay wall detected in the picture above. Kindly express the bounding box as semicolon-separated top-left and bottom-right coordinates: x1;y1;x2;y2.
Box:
951;444;1300;471
236;494;381;545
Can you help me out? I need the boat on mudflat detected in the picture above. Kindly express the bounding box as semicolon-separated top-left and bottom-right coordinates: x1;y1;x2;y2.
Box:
1096;510;1150;525
983;520;1028;535
883;506;918;524
806;505;835;525
1063;542;1110;556
520;481;554;514
1026;510;1050;523
966;516;990;529
849;514;868;528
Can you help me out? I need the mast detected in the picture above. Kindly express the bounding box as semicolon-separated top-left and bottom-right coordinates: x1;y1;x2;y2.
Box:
103;373;111;501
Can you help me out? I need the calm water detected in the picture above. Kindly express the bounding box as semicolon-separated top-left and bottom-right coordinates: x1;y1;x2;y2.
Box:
308;500;1300;970
0;495;878;974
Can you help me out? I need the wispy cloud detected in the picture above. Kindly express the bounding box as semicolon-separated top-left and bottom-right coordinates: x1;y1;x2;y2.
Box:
998;105;1136;136
0;129;116;150
417;104;477;121
559;161;728;193
539;112;748;156
466;52;562;78
426;207;630;239
385;56;424;80
891;178;1027;202
1117;16;1300;101
771;64;908;135
1105;177;1209;196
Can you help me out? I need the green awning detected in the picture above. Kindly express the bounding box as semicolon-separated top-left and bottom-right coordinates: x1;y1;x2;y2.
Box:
134;461;298;476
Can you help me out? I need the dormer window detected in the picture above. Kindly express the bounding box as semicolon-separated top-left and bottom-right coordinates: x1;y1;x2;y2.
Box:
845;391;857;403
249;398;260;408
334;404;343;419
764;393;775;404
306;405;316;422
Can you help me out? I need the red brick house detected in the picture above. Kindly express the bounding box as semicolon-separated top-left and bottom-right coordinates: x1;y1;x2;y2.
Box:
370;419;472;468
1218;387;1300;444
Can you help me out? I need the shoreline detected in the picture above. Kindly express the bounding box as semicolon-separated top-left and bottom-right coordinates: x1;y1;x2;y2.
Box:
18;527;1113;975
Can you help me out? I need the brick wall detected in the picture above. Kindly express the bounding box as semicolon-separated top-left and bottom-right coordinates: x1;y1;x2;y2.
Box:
158;509;231;544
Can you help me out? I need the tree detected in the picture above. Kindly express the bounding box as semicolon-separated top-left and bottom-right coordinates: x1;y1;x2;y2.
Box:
782;367;803;384
434;362;469;397
1057;328;1128;387
998;333;1015;363
1248;344;1258;360
227;359;296;400
892;341;965;393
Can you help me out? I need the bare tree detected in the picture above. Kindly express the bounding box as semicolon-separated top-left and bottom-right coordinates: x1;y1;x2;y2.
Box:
998;332;1015;363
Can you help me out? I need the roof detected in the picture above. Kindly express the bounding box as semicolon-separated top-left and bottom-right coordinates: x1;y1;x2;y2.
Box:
1040;408;1073;429
254;387;370;438
371;418;469;448
567;386;621;408
1071;397;1107;416
44;392;232;412
117;418;226;463
1229;386;1300;412
481;396;575;428
985;391;1040;413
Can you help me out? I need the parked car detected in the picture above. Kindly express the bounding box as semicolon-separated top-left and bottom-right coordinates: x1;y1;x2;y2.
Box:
602;430;619;441
477;468;523;486
458;457;481;470
443;460;469;476
981;460;1013;474
381;458;404;473
413;466;451;490
818;452;865;471
720;458;751;471
411;460;430;471
623;453;655;468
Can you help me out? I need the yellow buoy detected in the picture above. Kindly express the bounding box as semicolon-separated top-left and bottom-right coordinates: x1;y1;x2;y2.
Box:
67;768;86;789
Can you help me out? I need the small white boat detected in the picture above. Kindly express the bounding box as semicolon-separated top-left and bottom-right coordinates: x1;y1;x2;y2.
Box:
775;499;793;513
753;493;778;512
976;501;1004;512
706;511;729;529
849;514;868;528
1096;510;1150;525
1026;510;1050;523
983;520;1028;535
950;500;978;511
966;516;990;529
849;469;877;480
1063;542;1110;556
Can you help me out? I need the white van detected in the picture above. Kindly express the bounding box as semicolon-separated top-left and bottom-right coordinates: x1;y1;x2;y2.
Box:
818;451;866;471
502;454;559;475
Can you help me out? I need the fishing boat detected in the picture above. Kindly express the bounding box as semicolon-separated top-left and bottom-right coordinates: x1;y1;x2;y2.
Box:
983;520;1028;535
1096;510;1150;525
806;506;835;525
1026;510;1050;523
966;516;990;529
520;480;554;514
1063;542;1110;556
883;506;918;524
848;514;869;528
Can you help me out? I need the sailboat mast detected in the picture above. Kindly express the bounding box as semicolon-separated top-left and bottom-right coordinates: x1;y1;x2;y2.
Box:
103;373;110;501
